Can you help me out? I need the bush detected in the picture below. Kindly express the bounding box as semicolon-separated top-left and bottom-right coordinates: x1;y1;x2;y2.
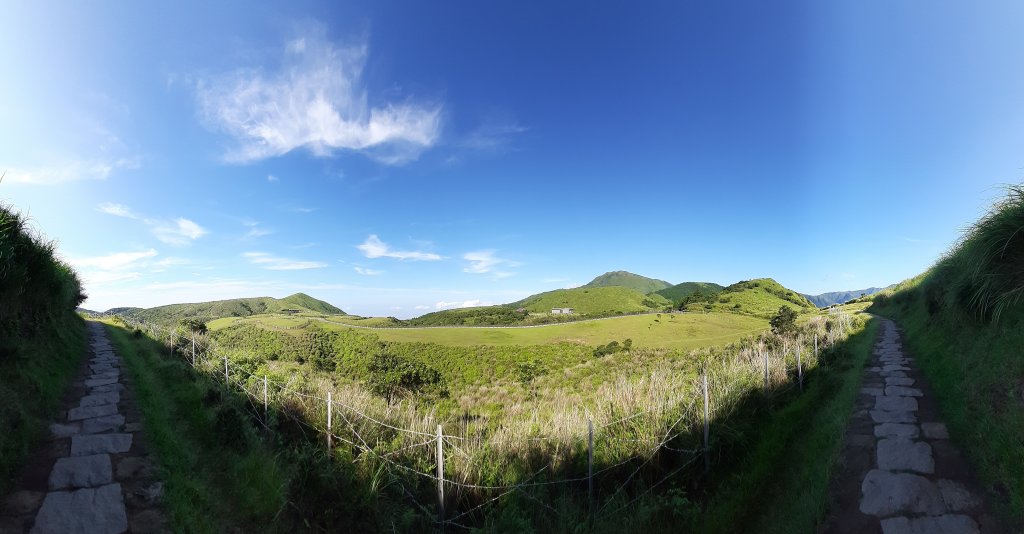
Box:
366;352;447;403
770;306;798;336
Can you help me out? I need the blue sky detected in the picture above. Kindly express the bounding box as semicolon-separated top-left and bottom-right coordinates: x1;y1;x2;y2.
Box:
3;1;1023;317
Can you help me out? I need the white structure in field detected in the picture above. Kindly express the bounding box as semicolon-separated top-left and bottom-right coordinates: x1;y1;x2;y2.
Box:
551;308;575;314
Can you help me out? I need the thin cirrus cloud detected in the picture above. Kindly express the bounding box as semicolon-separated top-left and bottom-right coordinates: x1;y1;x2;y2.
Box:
196;25;442;165
97;202;208;246
463;249;518;278
243;252;327;270
3;158;139;185
357;234;442;261
435;299;490;310
354;266;383;276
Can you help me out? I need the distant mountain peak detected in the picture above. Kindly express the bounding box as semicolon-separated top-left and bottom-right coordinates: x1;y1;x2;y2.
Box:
583;271;673;294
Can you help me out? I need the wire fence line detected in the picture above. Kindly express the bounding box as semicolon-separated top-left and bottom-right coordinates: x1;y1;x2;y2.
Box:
105;306;859;527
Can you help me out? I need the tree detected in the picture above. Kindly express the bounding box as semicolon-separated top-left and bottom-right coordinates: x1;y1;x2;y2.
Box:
178;318;208;334
366;352;447;403
770;306;798;336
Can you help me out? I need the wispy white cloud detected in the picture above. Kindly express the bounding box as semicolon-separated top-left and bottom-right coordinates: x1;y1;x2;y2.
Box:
357;234;442;261
240;218;271;239
152;218;208;246
461;120;527;152
435;299;490;310
414;305;432;310
196;25;442;165
3;158;138;185
353;266;383;276
71;249;158;271
462;249;518;278
244;252;327;270
97;202;139;219
267;174;279;182
97;202;208;246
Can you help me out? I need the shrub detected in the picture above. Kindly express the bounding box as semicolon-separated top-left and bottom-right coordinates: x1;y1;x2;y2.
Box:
770;306;798;336
366;352;447;403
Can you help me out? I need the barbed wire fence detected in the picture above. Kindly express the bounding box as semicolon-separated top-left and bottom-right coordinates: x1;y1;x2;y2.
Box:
105;306;858;529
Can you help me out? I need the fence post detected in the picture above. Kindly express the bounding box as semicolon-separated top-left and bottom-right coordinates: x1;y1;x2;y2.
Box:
797;348;803;392
702;373;710;476
191;333;196;366
763;349;769;390
263;375;268;424
588;418;594;524
326;391;333;453
223;356;228;384
437;425;445;527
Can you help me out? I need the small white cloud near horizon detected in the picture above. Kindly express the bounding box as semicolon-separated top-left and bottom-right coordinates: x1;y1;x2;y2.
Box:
196;25;442;165
244;252;327;270
70;249;158;271
435;299;490;310
463;249;518;278
354;266;383;276
357;234;442;261
267;174;279;182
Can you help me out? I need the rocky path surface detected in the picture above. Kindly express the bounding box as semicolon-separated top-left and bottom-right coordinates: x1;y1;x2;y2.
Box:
0;322;169;533
824;318;1001;533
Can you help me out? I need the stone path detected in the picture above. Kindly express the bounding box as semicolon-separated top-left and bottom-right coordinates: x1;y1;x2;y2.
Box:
823;319;1001;533
0;322;169;533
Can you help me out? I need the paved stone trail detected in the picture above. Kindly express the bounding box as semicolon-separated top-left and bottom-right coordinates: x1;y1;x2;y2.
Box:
824;319;1002;533
0;322;169;533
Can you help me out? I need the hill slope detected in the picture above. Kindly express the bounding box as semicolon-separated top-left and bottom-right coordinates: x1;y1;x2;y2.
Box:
512;286;670;315
583;271;673;294
118;293;343;326
655;282;724;302
698;278;814;318
803;287;887;308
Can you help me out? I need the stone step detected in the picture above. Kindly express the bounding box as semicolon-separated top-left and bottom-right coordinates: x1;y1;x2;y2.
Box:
860;469;946;516
80;414;125;435
880;514;979;534
875;396;918;412
79;392;120;408
48;454;113;490
877;438;935;474
67;404;118;422
70;434;132;457
84;377;118;388
31;483;127;534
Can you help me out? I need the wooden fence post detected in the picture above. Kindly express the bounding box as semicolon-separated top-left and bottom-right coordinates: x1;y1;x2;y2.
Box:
763;349;769;390
191;333;196;366
263;375;269;424
703;373;710;475
437;425;445;527
326;391;333;453
797;348;803;392
223;356;229;384
588;418;594;524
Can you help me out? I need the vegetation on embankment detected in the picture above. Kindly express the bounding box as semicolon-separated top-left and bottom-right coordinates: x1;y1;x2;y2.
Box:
113;293;343;327
0;204;86;492
869;184;1024;527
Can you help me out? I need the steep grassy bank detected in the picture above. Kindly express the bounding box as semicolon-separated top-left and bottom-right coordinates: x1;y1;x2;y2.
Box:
0;204;86;492
870;185;1024;527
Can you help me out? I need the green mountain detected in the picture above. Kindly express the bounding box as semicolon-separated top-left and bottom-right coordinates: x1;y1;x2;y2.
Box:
512;286;671;315
696;278;814;318
113;293;343;326
802;287;889;308
654;282;724;302
583;271;673;294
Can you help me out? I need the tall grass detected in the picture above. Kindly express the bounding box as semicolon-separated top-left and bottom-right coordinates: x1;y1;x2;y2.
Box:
0;203;86;491
119;307;866;531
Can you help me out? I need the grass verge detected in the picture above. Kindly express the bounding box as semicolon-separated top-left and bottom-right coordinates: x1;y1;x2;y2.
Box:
704;315;879;533
0;312;85;492
102;319;290;533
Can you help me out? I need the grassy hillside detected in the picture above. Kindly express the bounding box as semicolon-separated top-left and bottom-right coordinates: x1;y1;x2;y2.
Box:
700;278;815;318
654;281;724;302
210;311;768;351
869;185;1024;528
124;293;343;326
803;287;887;308
0;203;86;492
513;285;671;315
582;270;673;294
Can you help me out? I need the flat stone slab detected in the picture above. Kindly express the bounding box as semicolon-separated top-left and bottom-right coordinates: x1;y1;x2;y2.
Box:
31;483;127;534
882;365;911;372
875;396;918;412
885;386;922;397
886;377;915;386
81;414;125;435
922;422;950;440
860;469;946;516
874;423;919;439
84;377;118;388
48;454;113;490
90;384;125;394
50;423;81;438
68;404;118;422
70;434;132;456
877;438;935;474
937;479;977;512
90;364;114;372
871;410;917;423
880;514;979;534
880;370;908;378
79;392;120;408
860;387;884;396
90;371;120;380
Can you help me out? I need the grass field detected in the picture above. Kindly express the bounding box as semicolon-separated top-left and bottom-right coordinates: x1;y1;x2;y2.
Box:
209;311;768;350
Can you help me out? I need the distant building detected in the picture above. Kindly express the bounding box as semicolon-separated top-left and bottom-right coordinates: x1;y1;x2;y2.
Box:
551;308;575;314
